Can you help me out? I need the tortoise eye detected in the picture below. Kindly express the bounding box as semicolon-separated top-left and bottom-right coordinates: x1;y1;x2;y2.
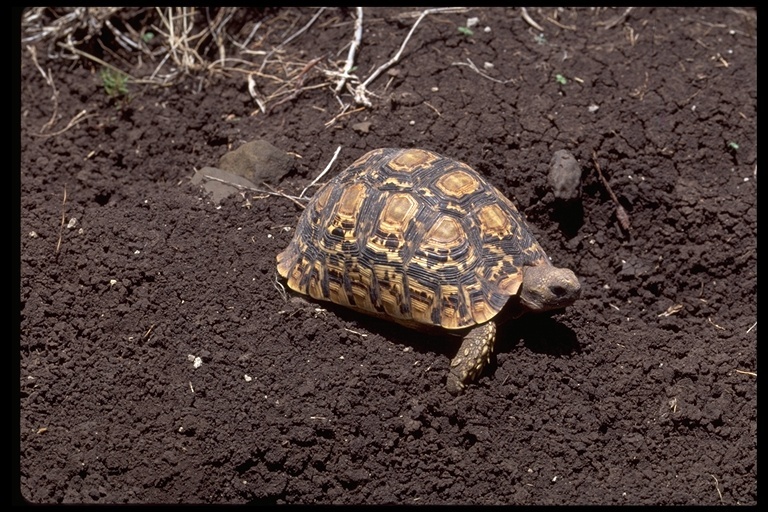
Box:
550;285;567;297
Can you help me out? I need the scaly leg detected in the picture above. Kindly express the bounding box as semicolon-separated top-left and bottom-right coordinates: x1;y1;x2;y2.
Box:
446;322;496;395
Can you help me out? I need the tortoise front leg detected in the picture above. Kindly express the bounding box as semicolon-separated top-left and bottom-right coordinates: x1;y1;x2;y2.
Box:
446;322;496;395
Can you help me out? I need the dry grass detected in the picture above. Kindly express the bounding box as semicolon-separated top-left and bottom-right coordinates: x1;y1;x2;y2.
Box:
21;7;471;116
22;8;337;111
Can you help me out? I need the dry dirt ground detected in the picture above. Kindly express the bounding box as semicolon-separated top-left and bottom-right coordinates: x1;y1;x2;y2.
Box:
18;7;756;505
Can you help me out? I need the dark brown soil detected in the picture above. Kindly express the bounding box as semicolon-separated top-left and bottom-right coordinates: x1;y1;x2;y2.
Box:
18;7;756;505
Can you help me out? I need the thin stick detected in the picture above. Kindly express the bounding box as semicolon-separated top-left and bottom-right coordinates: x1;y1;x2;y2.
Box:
601;7;634;29
708;317;725;331
56;43;138;81
273;273;288;302
335;7;364;93
55;186;67;254
545;16;577;31
142;324;156;340
259;7;327;73
31;110;93;139
199;172;308;209
237;21;262;50
452;58;517;85
104;18;144;53
205;8;228;69
147;51;174;84
354;7;466;106
325;105;367;127
27;45;59;134
267;81;331;111
592;151;631;233
300;145;342;198
709;475;724;504
261;182;307;210
520;7;545;32
247;74;267;114
266;55;326;113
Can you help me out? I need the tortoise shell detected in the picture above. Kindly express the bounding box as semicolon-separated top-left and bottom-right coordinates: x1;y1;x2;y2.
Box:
276;147;556;331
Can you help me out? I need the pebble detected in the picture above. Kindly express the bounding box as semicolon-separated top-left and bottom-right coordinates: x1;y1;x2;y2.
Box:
548;149;582;201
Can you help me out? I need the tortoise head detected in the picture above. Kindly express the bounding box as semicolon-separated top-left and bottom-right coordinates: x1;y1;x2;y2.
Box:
519;264;581;312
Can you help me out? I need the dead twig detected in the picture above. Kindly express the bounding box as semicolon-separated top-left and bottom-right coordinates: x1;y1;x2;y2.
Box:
451;58;517;85
22;7;123;48
708;317;725;330
27;45;59;134
629;71;650;101
57;43;138;81
335;7;364;93
273;272;288;302
104;17;145;53
300;146;342;198
247;74;267;114
259;7;327;73
544;15;576;31
625;25;640;46
709;475;724;504
600;7;634;30
423;101;441;116
145;7;224;83
266;55;327;113
658;304;683;318
592;151;631;233
142;324;156;340
235;20;263;51
154;7;205;75
324;105;366;128
199;172;308;209
55;186;67;255
206;7;239;69
521;7;545;32
261;182;307;210
31;109;93;139
353;7;467;106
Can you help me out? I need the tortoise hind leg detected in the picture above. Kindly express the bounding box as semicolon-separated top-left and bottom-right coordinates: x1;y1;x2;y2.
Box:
446;322;497;395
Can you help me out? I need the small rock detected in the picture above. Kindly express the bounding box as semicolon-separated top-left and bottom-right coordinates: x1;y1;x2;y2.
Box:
218;139;294;185
192;139;295;203
352;121;372;134
548;149;582;201
191;166;259;204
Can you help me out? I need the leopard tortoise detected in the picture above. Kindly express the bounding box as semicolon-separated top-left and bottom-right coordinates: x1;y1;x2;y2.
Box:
276;148;581;394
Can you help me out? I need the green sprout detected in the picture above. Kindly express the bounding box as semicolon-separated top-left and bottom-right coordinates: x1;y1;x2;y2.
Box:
142;31;155;43
100;67;130;99
555;74;567;85
458;26;474;36
100;67;131;109
727;141;739;150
